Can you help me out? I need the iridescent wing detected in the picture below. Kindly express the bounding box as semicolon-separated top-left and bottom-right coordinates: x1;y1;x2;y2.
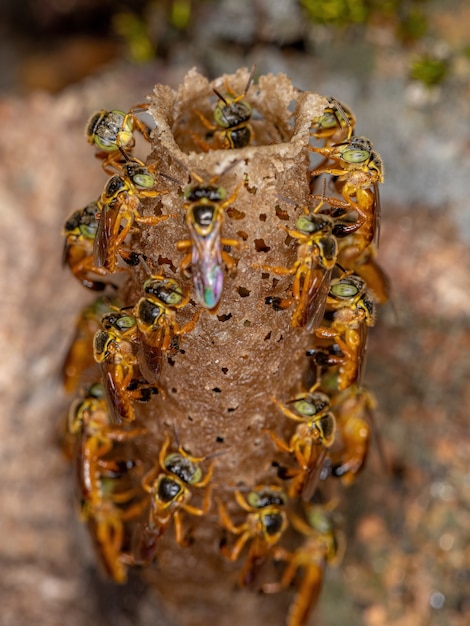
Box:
189;218;224;310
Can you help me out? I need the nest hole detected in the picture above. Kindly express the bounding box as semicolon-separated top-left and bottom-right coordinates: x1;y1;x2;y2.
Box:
275;206;290;221
254;238;271;253
237;286;251;297
227;207;246;220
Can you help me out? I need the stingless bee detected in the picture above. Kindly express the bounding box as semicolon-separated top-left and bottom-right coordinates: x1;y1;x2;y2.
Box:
267;385;336;501
86;106;152;172
176;173;241;310
194;68;255;150
134;274;200;383
93;311;158;424
218;485;288;586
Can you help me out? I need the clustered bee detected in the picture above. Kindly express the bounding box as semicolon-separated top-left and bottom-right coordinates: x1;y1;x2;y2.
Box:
60;70;388;626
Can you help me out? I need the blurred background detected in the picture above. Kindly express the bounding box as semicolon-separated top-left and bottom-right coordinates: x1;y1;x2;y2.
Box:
0;1;468;625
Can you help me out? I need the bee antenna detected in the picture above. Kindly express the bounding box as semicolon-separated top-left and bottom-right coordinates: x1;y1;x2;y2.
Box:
160;171;185;187
244;65;256;94
205;447;231;461
219;158;241;177
213;88;228;104
118;146;132;162
172;422;181;448
330;98;349;128
276;193;297;206
138;255;154;277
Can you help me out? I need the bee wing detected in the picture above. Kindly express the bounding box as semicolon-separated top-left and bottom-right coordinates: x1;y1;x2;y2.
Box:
100;363;131;425
373;182;381;247
62;236;72;267
190;222;224;310
74;424;91;505
355;323;369;388
293;267;332;332
62;333;96;394
94;203;119;270
301;446;328;502
135;327;165;385
132;519;165;566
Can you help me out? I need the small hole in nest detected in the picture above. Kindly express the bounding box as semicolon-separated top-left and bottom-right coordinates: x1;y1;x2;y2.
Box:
243;320;251;327
237;230;249;241
272;278;280;288
261;272;270;280
259;213;267;222
216;436;224;443
158;256;178;273
187;415;194;422
254;238;271;253
227;406;238;413
212;387;222;393
167;358;175;366
227;207;246;220
277;334;284;342
264;331;272;341
237;286;250;297
221;367;228;374
275;206;290;221
217;312;232;322
171;387;177;394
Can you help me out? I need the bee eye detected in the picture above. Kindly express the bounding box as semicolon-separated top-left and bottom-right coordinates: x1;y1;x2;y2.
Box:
295;215;316;233
79;224;97;239
133;172;155;188
116;315;136;330
341;148;369;164
330;281;359;298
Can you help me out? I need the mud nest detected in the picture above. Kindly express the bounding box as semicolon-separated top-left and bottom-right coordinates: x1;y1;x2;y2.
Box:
61;67;387;626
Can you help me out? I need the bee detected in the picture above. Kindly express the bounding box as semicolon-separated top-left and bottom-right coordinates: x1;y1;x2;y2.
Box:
310;97;355;145
218;485;288;587
310;136;383;249
330;385;376;485
194;68;255;150
134;274;200;384
86;495;134;583
176;175;241;310
308;274;376;391
131;432;214;564
62;201;111;290
86;106;152;173
267;386;336;501
62;296;122;394
93;311;158;424
67;382;146;511
67;382;147;583
94;170;171;273
263;503;340;626
342;244;391;305
260;199;338;331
